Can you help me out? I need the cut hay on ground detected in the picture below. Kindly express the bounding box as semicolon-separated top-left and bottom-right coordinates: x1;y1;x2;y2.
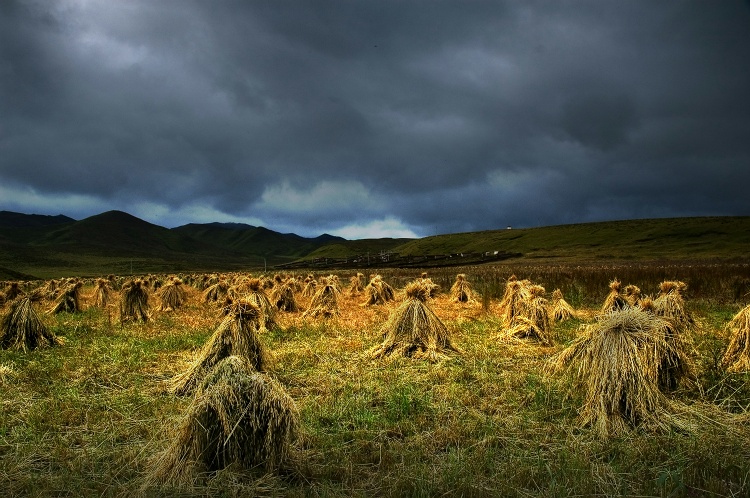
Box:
120;279;150;323
370;280;461;362
722;304;750;372
450;274;474;303
548;307;689;437
1;296;62;351
170;299;268;396
151;356;299;485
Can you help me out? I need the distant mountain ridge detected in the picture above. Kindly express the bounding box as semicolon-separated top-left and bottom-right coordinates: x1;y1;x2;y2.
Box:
0;211;75;228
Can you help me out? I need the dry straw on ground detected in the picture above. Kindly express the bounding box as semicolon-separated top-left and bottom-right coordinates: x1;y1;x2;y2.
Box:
370;280;461;362
549;307;691;437
170;298;269;396
150;356;299;486
1;296;62;351
722;303;750;372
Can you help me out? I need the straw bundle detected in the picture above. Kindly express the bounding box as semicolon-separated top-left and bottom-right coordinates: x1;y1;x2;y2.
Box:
170;299;268;396
157;278;186;312
505;285;553;346
653;281;693;330
549;307;687;437
349;273;365;296
600;279;628;314
50;281;83;314
120;279;150;323
370;280;460;362
363;275;395;306
92;278;112;308
623;284;642;307
550;288;576;322
722;304;750;372
152;356;299;484
269;278;299;312
450;274;474;303
498;276;531;325
203;280;229;304
245;278;278;330
4;282;24;302
1;297;61;351
303;276;340;318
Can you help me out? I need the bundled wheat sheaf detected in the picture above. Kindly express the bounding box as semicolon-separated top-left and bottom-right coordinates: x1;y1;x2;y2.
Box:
653;280;693;330
120;279;150;323
505;284;553;346
1;296;62;352
269;277;299;312
550;288;576;321
623;284;642;307
157;277;186;312
203;280;229;304
600;279;628;314
498;276;532;325
549;307;690;437
722;303;750;372
450;274;474;303
245;278;278;330
50;281;83;314
170;298;268;396
91;278;112;308
370;280;460;362
151;356;299;485
363;275;396;306
303;276;340;318
348;272;365;296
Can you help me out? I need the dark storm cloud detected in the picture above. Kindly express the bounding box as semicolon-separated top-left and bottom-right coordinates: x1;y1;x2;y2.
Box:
1;0;749;237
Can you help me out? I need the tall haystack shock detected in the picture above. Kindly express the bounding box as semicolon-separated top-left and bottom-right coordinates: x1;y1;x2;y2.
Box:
600;279;628;314
623;285;642;307
722;304;750;372
349;273;365;296
370;281;461;362
505;284;553;346
157;278;187;312
50;281;83;314
497;276;531;325
551;288;576;322
120;279;150;323
450;274;474;303
170;299;268;396
363;275;396;306
4;282;24;302
418;276;439;299
1;297;62;351
246;278;278;331
303;277;340;318
548;307;687;438
152;356;299;484
92;278;112;308
203;280;229;304
269;278;299;312
302;276;317;297
654;281;693;330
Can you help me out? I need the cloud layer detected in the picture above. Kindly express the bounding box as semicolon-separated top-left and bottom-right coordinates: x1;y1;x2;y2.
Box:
2;1;749;237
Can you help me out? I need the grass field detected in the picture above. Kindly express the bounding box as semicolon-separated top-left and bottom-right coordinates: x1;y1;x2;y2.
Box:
1;265;749;497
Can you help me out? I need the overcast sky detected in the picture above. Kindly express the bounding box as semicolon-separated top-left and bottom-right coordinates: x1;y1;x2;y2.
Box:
1;1;749;238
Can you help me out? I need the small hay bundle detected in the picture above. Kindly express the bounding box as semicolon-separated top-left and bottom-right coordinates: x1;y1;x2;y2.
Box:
600;279;628;314
303;276;340;318
4;282;24;302
120;279;150;323
153;356;299;484
450;274;474;303
92;278;112;308
269;278;299;312
170;299;268;396
203;280;229;304
157;278;187;312
623;284;642;307
370;281;460;362
654;281;693;330
497;276;531;325
722;304;750;372
550;288;576;322
362;275;395;306
50;281;83;314
349;272;365;296
505;285;553;346
246;278;278;330
549;307;685;437
1;297;61;351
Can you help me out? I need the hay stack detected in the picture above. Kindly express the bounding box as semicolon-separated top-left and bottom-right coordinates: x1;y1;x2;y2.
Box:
505;284;553;346
153;356;299;484
549;307;687;437
550;288;576;322
303;276;340;318
92;278;112;308
450;274;474;303
245;278;278;330
498;276;531;325
370;280;460;362
50;281;83;314
623;285;642;307
170;299;268;396
120;279;150;323
269;278;300;312
362;275;395;306
654;281;693;330
203;280;229;304
600;279;628;314
1;296;61;351
157;277;186;312
349;273;365;296
4;282;24;302
722;304;750;372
